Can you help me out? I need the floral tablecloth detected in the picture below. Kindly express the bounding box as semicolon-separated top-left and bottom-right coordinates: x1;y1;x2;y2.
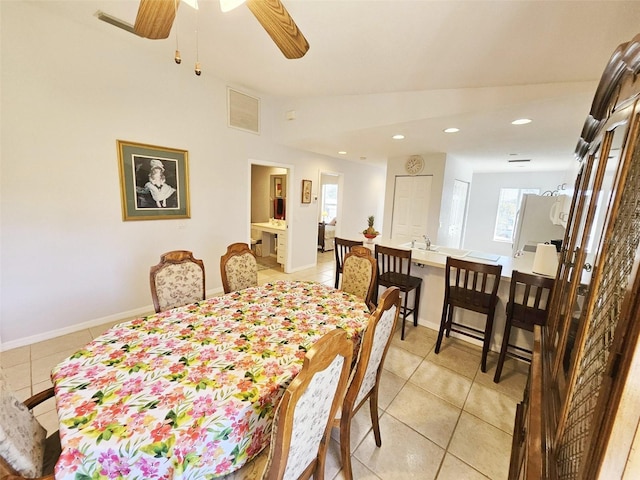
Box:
51;281;369;480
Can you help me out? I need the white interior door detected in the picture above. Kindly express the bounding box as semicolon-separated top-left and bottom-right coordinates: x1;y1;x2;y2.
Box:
391;175;432;243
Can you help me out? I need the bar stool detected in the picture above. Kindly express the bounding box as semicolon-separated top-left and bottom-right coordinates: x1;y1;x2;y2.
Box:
493;271;554;383
334;237;364;288
435;257;502;372
374;245;422;340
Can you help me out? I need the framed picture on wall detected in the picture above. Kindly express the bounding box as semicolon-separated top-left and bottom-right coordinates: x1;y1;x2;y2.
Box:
302;179;312;204
117;140;190;221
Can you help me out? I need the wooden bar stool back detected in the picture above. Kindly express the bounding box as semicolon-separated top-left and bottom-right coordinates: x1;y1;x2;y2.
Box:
435;257;502;372
374;245;422;340
493;270;554;383
333;237;364;288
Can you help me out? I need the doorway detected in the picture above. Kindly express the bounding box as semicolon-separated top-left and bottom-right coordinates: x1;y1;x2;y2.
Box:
249;161;293;273
318;172;343;253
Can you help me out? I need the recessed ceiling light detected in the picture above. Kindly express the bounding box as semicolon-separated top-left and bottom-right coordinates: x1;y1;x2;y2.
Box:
338;151;347;155
392;134;405;140
512;118;532;125
443;127;460;133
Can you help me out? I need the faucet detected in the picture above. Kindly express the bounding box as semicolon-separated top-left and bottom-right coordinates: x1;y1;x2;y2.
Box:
423;234;431;250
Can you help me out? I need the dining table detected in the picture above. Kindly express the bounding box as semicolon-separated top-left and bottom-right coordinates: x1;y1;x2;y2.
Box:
51;280;370;480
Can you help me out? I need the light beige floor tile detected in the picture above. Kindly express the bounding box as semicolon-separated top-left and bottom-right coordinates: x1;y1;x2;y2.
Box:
448;412;512;480
354;413;444;480
473;354;528;401
32;390;56;417
13;385;31;403
4;361;31;391
392;324;437;357
325;438;343;480
409;360;472;408
330;403;374;453
36;409;59;436
0;345;30;368
463;383;518;433
387;382;460;448
383;345;423;380
31;348;79;385
436;453;490;480
426;343;480;379
332;456;382;480
30;329;93;360
378;369;406;410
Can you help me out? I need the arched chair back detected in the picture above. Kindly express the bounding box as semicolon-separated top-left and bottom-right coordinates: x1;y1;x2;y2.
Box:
334;287;401;480
263;329;353;480
150;250;205;312
341;245;377;310
0;368;59;480
220;242;258;294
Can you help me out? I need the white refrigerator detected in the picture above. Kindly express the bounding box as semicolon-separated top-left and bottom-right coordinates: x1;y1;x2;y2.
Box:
512;194;566;256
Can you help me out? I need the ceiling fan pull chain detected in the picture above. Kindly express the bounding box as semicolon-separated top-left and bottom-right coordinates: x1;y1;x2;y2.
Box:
194;6;202;76
174;0;182;64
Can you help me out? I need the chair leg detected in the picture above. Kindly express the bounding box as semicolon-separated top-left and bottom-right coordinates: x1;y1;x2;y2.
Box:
494;317;513;383
412;284;421;327
335;270;340;289
369;388;382;447
401;290;410;340
435;301;449;354
340;413;354;480
445;305;454;337
481;310;496;373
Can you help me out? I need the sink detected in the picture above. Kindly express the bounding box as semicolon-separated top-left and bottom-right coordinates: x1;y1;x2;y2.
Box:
400;242;470;258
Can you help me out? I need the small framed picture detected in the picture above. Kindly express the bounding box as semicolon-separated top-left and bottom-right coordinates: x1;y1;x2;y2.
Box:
301;179;312;204
117;140;190;221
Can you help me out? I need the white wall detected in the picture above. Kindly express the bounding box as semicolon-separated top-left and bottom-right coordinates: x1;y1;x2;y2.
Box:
464;170;571;256
0;2;385;348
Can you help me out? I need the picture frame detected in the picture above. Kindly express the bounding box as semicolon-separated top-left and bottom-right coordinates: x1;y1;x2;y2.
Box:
274;176;283;198
117;140;190;221
302;179;312;204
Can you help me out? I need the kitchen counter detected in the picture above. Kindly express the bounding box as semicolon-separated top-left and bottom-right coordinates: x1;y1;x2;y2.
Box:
376;240;549;357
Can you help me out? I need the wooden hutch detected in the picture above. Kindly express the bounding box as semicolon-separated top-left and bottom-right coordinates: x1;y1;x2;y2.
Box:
510;33;640;478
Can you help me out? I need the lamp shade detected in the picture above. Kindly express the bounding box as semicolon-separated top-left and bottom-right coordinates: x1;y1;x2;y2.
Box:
532;243;559;277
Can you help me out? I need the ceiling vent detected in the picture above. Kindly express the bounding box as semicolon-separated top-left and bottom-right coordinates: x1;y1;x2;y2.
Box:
508;159;531;163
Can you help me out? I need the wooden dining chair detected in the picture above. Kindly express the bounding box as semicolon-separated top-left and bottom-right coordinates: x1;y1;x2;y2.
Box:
0;369;59;480
435;257;502;373
374;245;422;340
334;287;401;480
261;329;353;480
333;237;364;288
150;250;206;313
340;245;377;310
220;242;258;294
494;271;554;383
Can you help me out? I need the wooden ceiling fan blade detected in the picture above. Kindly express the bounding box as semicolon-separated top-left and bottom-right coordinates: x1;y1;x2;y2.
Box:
134;0;178;39
246;0;309;59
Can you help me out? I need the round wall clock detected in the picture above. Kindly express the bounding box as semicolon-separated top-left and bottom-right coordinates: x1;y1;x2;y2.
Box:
405;155;424;175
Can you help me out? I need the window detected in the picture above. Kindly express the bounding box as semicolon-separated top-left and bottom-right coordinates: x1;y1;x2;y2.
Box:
321;184;338;221
493;188;540;242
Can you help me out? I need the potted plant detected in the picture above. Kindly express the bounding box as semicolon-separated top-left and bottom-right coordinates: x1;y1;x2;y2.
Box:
362;215;379;239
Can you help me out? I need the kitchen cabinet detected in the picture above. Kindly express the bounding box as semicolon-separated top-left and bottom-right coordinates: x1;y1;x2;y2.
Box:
510;33;640;479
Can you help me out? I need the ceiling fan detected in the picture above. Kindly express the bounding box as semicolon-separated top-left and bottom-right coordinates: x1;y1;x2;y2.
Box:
127;0;309;59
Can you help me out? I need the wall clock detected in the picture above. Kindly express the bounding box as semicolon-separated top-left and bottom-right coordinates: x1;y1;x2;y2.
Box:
405;155;424;175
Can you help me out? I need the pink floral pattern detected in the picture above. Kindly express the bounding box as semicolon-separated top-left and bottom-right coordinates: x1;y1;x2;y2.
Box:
51;281;368;480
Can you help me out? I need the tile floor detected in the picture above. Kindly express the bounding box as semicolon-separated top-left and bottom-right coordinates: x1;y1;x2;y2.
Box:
0;250;528;480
